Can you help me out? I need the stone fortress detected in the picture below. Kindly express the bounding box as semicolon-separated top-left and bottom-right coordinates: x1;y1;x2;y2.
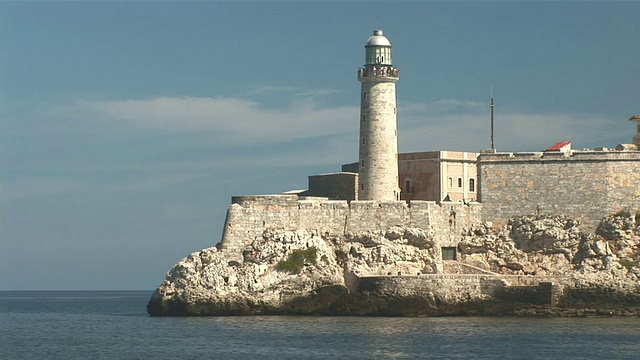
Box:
148;30;640;316
220;29;640;269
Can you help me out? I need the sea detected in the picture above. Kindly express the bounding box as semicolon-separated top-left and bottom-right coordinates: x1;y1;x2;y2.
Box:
1;291;640;360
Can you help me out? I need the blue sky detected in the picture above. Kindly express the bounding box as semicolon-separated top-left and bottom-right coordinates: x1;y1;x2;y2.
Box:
2;1;639;290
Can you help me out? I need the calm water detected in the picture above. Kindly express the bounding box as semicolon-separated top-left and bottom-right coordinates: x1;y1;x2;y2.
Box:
1;291;640;359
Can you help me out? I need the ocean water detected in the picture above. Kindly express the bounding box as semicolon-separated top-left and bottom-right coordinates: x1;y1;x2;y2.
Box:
1;291;640;360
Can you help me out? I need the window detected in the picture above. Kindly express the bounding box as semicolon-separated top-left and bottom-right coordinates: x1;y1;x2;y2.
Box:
458;178;463;188
361;137;366;145
405;180;412;194
469;178;475;192
448;177;453;188
442;247;457;261
366;47;392;65
360;183;364;191
363;92;367;99
362;114;366;122
361;160;365;167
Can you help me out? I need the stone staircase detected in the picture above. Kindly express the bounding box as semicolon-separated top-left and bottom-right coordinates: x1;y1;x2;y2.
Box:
442;261;500;275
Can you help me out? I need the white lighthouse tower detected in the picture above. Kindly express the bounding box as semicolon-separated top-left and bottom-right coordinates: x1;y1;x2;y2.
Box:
357;29;401;201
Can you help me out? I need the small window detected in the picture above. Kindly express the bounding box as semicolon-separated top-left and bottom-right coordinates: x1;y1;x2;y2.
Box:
442;247;457;261
448;177;453;188
361;160;365;167
458;178;463;188
363;92;367;99
362;114;366;122
469;178;475;192
361;137;366;145
360;183;364;191
405;180;412;194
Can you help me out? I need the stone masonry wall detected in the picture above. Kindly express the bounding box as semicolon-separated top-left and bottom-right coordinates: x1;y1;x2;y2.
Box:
478;150;640;230
358;79;399;201
356;274;557;306
219;195;482;261
304;172;358;200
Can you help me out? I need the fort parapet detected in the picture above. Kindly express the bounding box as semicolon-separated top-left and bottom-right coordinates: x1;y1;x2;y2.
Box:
478;149;640;229
220;194;481;262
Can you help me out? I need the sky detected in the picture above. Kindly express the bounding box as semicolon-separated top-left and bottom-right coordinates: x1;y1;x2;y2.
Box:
1;1;639;290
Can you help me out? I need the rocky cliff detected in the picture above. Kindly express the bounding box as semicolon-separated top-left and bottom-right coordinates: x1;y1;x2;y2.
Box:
147;213;640;316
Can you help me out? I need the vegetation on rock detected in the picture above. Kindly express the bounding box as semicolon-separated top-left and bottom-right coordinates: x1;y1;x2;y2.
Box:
276;247;318;274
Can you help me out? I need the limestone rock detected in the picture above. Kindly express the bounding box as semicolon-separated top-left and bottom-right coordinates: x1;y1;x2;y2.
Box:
149;214;640;316
404;228;434;249
509;215;582;256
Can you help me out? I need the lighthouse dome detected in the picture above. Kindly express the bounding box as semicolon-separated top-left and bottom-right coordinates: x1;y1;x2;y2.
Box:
366;29;391;47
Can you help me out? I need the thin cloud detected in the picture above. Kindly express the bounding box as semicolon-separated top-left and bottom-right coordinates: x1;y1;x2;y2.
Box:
53;96;359;145
294;89;343;97
246;86;342;97
246;86;299;95
399;101;630;153
46;94;632;179
400;99;485;115
0;178;87;201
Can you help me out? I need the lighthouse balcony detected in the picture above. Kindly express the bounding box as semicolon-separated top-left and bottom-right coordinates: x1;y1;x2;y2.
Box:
358;66;399;80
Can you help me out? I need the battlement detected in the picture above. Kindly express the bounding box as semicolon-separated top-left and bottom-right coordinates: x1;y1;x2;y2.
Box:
480;148;640;163
231;194;301;205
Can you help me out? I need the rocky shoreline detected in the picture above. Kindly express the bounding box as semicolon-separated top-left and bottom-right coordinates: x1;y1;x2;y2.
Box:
147;213;640;317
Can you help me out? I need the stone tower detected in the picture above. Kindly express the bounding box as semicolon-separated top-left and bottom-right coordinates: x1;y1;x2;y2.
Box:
357;29;401;201
629;114;640;147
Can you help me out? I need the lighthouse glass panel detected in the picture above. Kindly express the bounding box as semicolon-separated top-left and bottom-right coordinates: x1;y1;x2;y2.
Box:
366;47;392;65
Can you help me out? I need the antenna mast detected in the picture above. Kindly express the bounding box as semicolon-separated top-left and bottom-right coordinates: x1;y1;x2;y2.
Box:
490;86;495;150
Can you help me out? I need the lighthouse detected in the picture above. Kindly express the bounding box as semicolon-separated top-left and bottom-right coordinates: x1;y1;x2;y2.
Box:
357;29;401;201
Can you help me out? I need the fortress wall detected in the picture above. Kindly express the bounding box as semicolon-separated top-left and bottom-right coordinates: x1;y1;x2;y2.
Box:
220;195;482;261
345;201;411;233
478;151;640;230
428;202;483;246
220;195;305;258
606;159;640;214
357;275;556;307
357;275;501;300
297;200;350;234
405;201;433;229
